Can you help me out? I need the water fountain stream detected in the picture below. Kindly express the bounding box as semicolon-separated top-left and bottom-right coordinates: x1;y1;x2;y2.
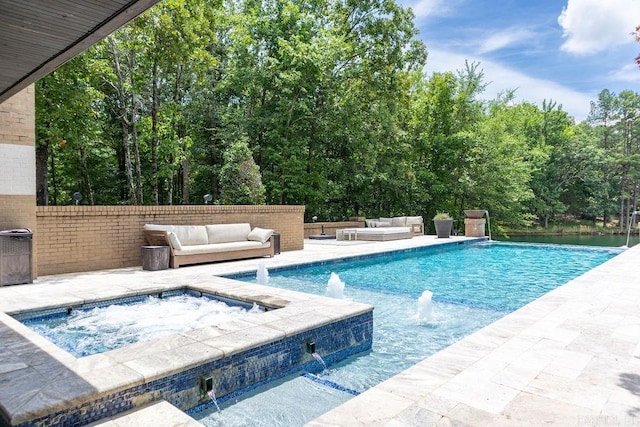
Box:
256;260;270;285
207;390;221;413
624;210;640;248
413;290;433;322
311;352;327;370
484;210;492;241
325;272;345;299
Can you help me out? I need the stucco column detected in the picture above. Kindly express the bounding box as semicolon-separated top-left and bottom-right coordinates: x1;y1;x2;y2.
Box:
464;218;486;238
0;84;37;277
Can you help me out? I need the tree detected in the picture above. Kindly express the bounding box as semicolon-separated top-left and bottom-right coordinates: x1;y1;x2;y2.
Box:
613;90;640;231
461;95;535;232
588;89;620;227
216;0;426;219
35;55;104;205
219;137;266;204
408;62;487;226
521;100;576;227
36;0;628;236
556;122;605;221
134;0;218;205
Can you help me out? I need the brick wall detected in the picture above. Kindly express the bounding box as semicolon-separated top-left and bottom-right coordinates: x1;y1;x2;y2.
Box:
304;221;364;238
0;195;36;232
0;85;37;277
0;85;35;147
36;205;305;276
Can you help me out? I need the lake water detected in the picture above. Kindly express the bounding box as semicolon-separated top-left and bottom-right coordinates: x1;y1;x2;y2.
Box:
499;234;639;247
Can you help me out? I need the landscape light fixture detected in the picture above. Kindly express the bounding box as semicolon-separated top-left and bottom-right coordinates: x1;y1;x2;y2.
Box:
203;194;213;204
312;216;318;222
73;192;82;206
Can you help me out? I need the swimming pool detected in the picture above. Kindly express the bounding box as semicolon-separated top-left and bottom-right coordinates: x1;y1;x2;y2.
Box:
193;241;620;425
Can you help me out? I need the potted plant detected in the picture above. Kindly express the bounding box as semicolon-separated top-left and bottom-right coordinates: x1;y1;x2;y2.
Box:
433;213;453;238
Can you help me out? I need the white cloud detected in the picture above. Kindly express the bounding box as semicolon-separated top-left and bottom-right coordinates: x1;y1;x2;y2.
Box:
477;28;535;54
609;63;640;83
424;49;595;121
558;0;640;55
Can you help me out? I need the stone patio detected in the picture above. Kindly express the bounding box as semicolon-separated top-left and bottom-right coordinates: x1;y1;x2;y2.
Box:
1;235;638;426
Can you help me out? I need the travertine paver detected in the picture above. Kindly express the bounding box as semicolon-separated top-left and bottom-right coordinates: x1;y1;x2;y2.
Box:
88;400;203;426
3;235;635;426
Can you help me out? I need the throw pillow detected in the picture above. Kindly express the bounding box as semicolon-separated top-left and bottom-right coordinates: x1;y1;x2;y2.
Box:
248;227;274;244
167;231;182;250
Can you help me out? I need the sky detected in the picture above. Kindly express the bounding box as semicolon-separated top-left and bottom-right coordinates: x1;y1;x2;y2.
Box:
398;0;640;122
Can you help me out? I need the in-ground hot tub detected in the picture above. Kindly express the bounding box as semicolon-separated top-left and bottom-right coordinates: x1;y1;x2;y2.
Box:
0;278;373;427
16;289;267;357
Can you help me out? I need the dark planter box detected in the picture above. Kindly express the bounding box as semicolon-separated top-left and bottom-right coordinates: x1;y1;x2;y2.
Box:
433;219;453;238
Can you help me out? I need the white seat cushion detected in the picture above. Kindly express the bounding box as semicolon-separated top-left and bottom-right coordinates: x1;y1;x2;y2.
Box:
172;225;208;246
206;223;252;243
174;241;268;255
354;227;411;235
391;216;407;226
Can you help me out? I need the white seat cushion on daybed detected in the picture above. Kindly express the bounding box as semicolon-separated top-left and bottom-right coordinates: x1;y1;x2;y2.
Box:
354;227;411;235
173;240;269;256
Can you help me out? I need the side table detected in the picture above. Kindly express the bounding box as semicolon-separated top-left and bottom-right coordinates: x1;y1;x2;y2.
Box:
141;245;170;271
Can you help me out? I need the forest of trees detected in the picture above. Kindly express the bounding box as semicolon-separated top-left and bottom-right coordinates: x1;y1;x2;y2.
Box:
35;0;640;233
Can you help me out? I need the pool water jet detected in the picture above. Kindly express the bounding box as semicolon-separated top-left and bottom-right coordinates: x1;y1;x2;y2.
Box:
413;290;434;322
325;272;345;299
256;260;270;285
312;352;327;371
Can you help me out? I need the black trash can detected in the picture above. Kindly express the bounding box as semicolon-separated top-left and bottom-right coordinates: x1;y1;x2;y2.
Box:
0;228;33;286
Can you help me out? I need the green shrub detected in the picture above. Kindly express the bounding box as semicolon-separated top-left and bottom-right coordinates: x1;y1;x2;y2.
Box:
219;137;266;205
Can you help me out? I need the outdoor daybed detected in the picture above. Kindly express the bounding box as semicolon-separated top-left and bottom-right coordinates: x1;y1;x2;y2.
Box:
143;223;275;268
365;216;424;235
336;216;423;242
337;227;413;241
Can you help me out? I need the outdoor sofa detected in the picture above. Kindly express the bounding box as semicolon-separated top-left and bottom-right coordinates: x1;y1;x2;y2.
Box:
143;223;275;268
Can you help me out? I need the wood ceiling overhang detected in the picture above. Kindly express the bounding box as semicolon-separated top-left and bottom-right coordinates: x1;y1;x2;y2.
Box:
0;0;161;103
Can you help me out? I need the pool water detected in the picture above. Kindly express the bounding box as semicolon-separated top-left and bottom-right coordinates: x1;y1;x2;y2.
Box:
22;293;264;357
194;242;619;426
